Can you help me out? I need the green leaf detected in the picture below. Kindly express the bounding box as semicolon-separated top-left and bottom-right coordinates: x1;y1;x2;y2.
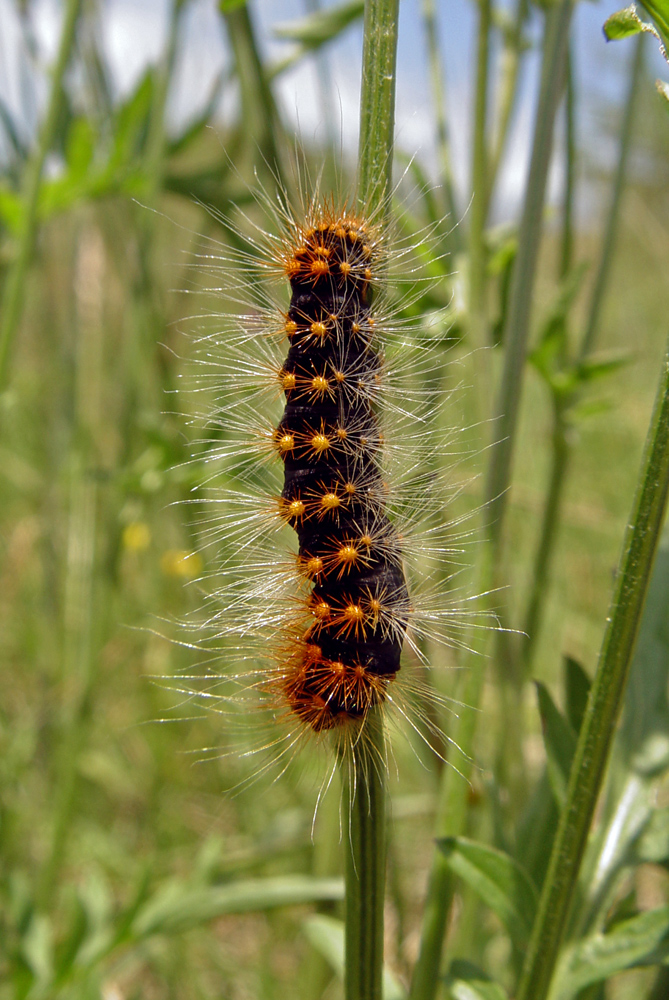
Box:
637;807;669;862
0;94;28;164
219;0;247;12
273;1;364;48
515;771;560;890
109;70;154;174
437;838;538;949
65;117;95;179
445;960;509;1000
604;5;653;40
535;681;577;807
53;891;88;980
303;915;406;1000
573;352;629;386
617;537;669;775
132;875;343;937
555;906;669;998
0;185;23;234
167;71;226;156
564;656;591;735
21;914;53;985
604;4;669;64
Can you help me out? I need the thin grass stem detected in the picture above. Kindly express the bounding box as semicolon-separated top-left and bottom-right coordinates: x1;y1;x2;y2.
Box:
410;8;573;993
343;2;399;997
357;0;400;218
521;33;644;676
487;0;529;210
344;711;387;1000
421;0;460;247
468;0;492;348
516;333;669;1000
579;34;644;359
0;0;83;388
485;0;574;552
560;43;576;281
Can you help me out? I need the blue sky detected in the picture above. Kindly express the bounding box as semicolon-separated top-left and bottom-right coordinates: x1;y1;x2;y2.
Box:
0;0;662;216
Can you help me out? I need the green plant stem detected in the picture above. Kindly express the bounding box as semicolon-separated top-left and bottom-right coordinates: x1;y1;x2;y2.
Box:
357;0;400;217
521;33;643;677
222;1;285;186
304;0;337;150
410;10;572;994
144;0;184;198
521;406;570;672
468;0;492;348
344;3;399;998
344;711;387;1000
579;33;644;359
421;0;460;246
516;335;669;1000
485;0;573;553
487;0;528;211
408;661;487;1000
39;225;104;908
0;0;83;388
560;44;576;281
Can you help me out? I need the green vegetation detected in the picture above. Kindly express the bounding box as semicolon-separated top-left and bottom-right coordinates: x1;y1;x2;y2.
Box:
2;1;669;998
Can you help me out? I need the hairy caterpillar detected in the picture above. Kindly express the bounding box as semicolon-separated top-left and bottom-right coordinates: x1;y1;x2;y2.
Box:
174;169;476;779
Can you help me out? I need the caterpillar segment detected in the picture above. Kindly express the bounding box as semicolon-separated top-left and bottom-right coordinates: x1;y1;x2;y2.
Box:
273;216;410;731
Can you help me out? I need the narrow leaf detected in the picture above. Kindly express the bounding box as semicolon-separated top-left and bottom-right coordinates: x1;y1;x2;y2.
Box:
132;876;343;938
556;906;669;998
535;682;577;807
446;960;509;1000
617;538;669;775
273;1;363;48
437;838;538;949
604;5;652;40
637;807;669;862
564;656;591;735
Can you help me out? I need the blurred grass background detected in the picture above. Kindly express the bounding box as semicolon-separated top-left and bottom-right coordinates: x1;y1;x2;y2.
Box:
2;1;669;997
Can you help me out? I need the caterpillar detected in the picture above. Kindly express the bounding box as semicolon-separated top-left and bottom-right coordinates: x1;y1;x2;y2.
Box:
274;206;410;732
175;172;476;779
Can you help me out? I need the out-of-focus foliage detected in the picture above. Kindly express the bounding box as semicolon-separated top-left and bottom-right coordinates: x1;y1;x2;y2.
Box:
1;1;669;998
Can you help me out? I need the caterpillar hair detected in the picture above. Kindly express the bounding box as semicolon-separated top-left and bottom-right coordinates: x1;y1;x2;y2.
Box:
166;158;485;790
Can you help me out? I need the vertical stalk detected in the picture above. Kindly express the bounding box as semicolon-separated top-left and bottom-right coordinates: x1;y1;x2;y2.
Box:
560;44;576;281
408;545;492;1000
468;0;492;347
357;0;400;218
579;34;644;359
344;712;387;1000
223;1;285;185
485;0;573;552
410;8;572;996
421;0;460;245
38;225;105;907
521;406;570;671
345;3;399;999
0;0;83;387
516;335;669;1000
521;33;643;675
304;0;337;150
487;0;529;208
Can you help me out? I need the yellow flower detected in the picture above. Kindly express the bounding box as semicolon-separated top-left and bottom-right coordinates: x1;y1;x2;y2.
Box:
160;549;203;579
122;522;151;552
